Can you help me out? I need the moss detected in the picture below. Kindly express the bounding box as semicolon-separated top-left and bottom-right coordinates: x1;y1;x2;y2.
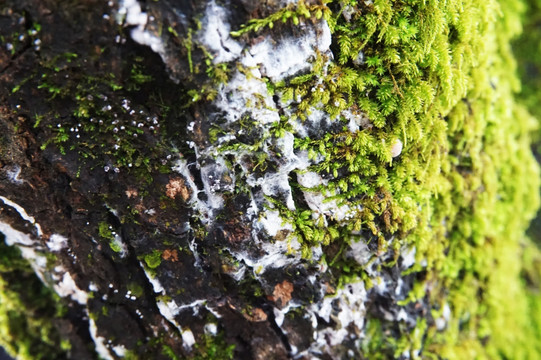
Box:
9;20;189;188
143;250;163;269
2;0;541;357
230;0;332;37
127;283;145;298
162;344;180;360
226;0;541;357
192;332;235;360
0;237;67;360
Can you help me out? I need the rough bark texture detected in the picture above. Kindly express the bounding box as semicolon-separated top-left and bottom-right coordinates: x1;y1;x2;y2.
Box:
1;0;541;359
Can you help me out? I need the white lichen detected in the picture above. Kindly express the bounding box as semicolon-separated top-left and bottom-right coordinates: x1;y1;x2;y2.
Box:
5;165;24;185
198;1;242;63
305;280;367;353
0;196;43;236
140;262;164;293
53;269;88;305
118;0;165;55
47;233;68;252
88;317;114;360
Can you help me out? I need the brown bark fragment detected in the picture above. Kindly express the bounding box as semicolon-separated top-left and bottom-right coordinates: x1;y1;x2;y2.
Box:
243;307;268;322
165;177;190;201
269;280;294;308
162;249;178;262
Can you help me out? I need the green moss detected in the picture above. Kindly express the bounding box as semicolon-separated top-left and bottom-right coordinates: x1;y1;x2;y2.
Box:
192;332;235;360
143;250;163;269
10;32;187;185
0;237;67;360
230;0;331;37
98;221;113;240
127;283;144;298
229;0;541;357
162;344;180;360
109;240;123;253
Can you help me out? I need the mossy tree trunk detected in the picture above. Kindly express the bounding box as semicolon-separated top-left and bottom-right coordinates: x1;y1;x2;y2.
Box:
1;0;541;359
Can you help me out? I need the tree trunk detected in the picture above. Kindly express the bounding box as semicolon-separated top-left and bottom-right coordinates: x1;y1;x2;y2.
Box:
1;0;540;359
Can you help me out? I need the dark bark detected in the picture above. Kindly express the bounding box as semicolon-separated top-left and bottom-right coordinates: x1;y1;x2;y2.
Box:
0;1;331;358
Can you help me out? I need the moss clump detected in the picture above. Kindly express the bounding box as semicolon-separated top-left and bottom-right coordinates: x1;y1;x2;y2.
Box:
143;250;163;269
513;0;541;124
192;332;235;360
230;0;332;37
229;0;541;357
0;236;67;360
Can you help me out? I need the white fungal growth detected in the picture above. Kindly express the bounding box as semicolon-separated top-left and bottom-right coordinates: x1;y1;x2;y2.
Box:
199;158;233;211
53;269;88;305
242;19;332;82
345;237;372;266
198;1;242;63
400;245;416;269
204;323;218;336
181;329;196;349
47;233;68;252
342;109;371;132
0;196;43;236
112;345;127;357
89;318;114;360
0;214;49;284
306;280;367;352
297;171;358;222
5;165;24;185
214;69;280;125
111;233;129;258
118;0;165;55
258;210;293;238
157;299;181;318
166;2;336;281
0;213;90;304
0;221;36;247
155;297;220;346
140;262;164;294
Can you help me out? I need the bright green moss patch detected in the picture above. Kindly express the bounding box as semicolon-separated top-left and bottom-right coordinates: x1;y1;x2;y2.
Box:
513;0;541;123
322;0;541;357
0;236;67;360
231;0;541;357
144;250;163;269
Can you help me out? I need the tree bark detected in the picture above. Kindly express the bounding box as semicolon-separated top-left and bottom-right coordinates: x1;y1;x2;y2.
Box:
1;0;540;359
